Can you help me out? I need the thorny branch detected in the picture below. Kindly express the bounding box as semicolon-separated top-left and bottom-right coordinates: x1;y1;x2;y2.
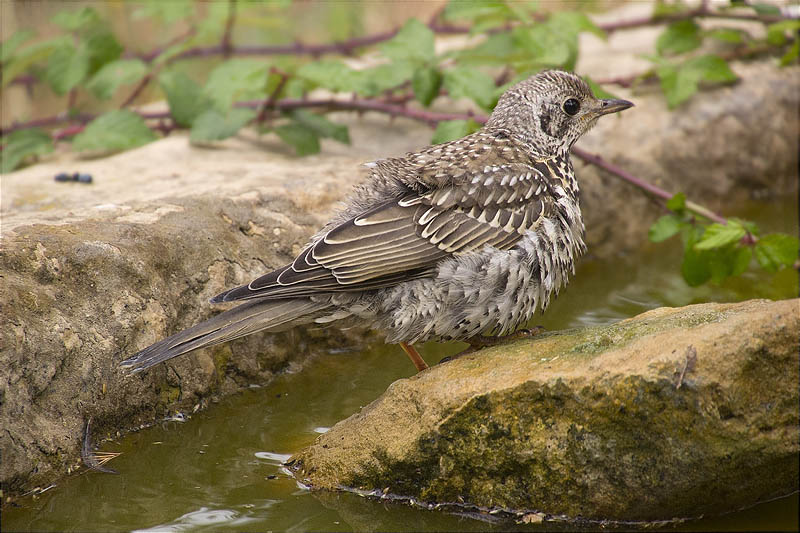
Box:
0;91;730;225
5;4;791;88
2;3;788;227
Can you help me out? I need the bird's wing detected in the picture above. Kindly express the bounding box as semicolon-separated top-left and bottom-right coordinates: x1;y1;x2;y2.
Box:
212;157;561;303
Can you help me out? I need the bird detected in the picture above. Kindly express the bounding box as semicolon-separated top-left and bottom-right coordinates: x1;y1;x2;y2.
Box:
121;69;633;374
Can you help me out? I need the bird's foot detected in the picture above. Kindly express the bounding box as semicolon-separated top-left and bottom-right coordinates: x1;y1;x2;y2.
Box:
438;327;545;364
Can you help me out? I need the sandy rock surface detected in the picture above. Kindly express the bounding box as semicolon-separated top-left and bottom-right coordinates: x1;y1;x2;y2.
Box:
290;299;800;522
1;57;797;498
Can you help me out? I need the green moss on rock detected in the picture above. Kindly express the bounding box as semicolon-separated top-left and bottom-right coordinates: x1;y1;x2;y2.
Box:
290;299;800;522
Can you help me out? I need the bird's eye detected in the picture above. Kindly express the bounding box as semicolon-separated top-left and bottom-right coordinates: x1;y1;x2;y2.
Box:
562;98;580;116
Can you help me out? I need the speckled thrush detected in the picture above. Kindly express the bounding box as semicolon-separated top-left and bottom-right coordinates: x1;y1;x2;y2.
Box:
121;70;633;374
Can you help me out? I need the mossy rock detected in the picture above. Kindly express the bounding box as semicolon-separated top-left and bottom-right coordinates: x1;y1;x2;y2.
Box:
290;298;800;522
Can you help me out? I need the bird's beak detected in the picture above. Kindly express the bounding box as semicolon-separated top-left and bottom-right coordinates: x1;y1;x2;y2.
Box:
596;98;634;116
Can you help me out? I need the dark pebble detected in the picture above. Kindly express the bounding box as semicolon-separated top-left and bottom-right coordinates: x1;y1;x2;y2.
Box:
54;172;71;182
77;173;93;183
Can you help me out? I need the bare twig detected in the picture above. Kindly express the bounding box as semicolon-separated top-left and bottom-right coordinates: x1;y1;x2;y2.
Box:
4;5;792;90
256;67;291;123
236;97;477;126
601;6;784;33
571;147;728;224
0;89;750;230
120;73;154;109
138;27;197;63
221;0;237;58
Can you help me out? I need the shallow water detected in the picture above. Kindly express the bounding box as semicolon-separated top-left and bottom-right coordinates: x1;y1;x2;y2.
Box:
4;195;798;532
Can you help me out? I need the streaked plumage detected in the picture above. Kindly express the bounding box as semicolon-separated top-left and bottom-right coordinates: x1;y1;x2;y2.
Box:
121;70;633;373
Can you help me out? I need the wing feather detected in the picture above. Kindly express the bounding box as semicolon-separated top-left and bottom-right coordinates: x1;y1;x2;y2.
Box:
211;145;566;303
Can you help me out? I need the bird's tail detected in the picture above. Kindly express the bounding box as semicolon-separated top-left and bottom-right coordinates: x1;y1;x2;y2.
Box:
120;299;327;373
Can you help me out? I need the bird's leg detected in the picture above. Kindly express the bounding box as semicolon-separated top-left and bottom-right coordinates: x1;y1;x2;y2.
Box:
439;327;546;365
399;342;429;372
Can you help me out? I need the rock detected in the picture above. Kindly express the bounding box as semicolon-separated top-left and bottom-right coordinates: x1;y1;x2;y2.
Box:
1;58;797;498
0;135;386;497
289;299;800;522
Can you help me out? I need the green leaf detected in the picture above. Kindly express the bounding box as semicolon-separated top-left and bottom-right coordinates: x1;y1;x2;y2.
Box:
648;214;684;242
72;110;157;153
653;0;687;17
412;66;443;106
298;60;414;97
204;59;269;111
297;60;369;94
657;20;702;56
86;59;148;100
274;122;321;156
190;108;256;143
1;29;35;63
681;226;711;286
443;67;497;110
705;244;752;284
52;7;102;33
781;39;800;67
707;28;743;44
751;3;782;16
443;1;512;23
657;64;695;109
380;18;435;64
282;76;312;99
44;42;90;95
152;40;194;67
453;32;518;66
133;0;194;23
683;55;737;83
512;26;571;68
159;71;212;127
357;62;415;96
681;248;712;286
754;233;799;272
666;192;687;211
431;119;481;144
290;110;350;144
0;128;54;173
195;2;231;43
728;216;759;236
731;246;753;277
657;55;737;108
548;11;606;40
0;37;67;88
507;12;599;71
766;20;800;46
325;1;364;41
84;31;124;75
694;221;746;250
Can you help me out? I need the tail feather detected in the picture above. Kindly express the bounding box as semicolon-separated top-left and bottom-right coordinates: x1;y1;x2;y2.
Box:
120;299;328;373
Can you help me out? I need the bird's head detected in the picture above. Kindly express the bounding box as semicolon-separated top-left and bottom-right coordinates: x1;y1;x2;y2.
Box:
486;70;633;156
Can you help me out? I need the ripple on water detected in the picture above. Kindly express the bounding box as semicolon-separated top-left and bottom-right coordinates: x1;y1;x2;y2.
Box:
133;507;241;532
254;451;293;464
